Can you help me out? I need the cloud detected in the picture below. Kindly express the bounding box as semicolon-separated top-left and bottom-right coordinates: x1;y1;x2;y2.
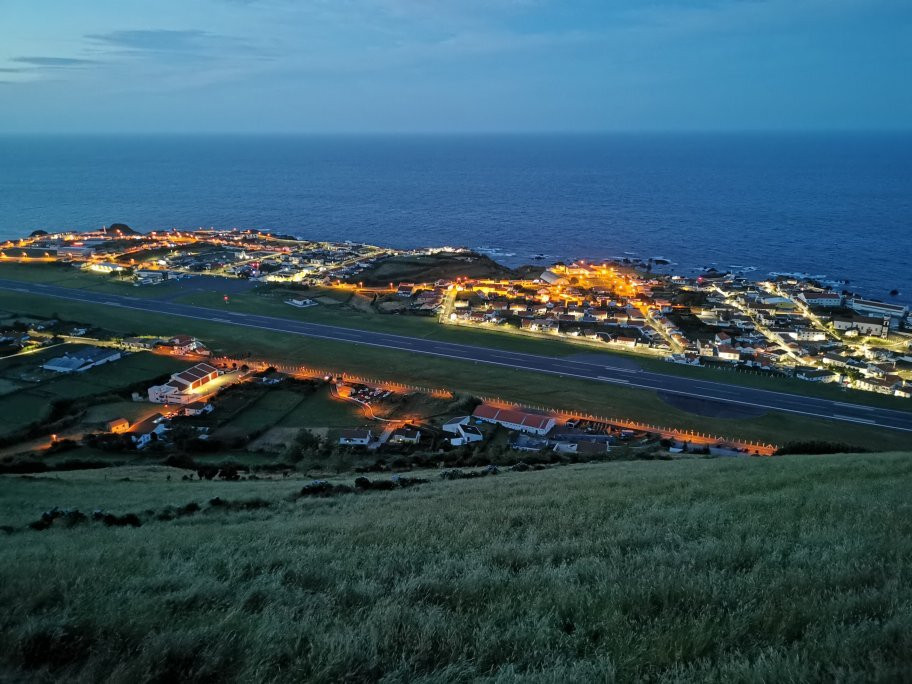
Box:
11;56;96;67
85;28;266;60
87;29;214;53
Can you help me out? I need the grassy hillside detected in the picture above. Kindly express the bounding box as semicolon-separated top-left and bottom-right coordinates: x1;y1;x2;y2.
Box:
353;252;516;287
2;453;911;682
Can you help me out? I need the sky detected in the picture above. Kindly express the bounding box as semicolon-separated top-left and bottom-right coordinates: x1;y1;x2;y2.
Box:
0;0;910;133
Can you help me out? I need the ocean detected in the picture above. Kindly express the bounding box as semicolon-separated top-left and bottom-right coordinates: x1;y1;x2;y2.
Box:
1;133;910;302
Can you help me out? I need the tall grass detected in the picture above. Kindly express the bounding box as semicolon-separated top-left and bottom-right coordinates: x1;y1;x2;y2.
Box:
1;454;911;682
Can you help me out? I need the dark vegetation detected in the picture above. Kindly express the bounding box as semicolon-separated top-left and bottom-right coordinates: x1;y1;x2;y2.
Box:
350;252;516;287
775;441;871;455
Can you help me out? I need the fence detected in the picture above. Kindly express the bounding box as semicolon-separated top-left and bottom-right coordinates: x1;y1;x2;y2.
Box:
476;395;778;455
209;356;454;399
207;354;775;455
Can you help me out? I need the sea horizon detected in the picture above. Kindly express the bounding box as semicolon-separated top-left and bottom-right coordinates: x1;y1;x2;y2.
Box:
2;131;910;302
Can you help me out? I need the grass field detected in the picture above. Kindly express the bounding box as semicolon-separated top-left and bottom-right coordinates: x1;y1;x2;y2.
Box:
275;386;366;429
216;389;305;436
0;262;180;299
1;453;911;681
0;350;184;438
0;290;909;451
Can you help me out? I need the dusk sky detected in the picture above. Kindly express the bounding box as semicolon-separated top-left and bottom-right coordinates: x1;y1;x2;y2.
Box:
1;0;910;133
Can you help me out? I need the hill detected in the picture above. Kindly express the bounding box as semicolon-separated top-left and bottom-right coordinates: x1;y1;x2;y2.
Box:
106;223;141;236
1;453;911;681
353;251;516;286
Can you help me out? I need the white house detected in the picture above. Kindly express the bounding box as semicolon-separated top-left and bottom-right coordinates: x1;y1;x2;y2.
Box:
798;291;843;307
716;345;742;362
338;428;374;446
286;298;317;308
130;413;167;448
442;416;485;446
389;426;421;444
786;329;827;342
832;315;887;337
182;401;214;417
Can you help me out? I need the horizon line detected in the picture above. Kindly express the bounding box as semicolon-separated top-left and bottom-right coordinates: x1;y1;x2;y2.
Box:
2;128;912;137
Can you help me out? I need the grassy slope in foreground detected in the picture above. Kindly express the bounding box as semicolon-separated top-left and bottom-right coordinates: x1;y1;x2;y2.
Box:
1;289;909;451
2;261;909;414
2;453;912;681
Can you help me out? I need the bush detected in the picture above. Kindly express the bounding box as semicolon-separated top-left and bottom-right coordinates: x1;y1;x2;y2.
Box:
775;441;870;456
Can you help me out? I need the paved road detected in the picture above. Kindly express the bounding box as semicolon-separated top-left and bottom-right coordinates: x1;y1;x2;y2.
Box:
5;278;912;434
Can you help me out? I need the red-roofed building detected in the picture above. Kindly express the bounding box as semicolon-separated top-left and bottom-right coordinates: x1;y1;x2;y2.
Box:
472;404;555;435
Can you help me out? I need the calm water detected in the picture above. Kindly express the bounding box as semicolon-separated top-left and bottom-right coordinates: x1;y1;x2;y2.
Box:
1;133;910;302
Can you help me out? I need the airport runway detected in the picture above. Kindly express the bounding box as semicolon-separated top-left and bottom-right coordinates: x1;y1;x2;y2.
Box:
4;278;912;434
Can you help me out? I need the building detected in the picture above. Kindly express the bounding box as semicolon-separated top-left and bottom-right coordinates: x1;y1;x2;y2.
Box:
794;367;840;383
442;416;485;446
147;363;221;404
286;298;316;308
87;262;124;274
854;377;897;395
166;335;203;355
42;347;121;373
849;298;908;327
122;337;160;350
716;345;742;362
134;269;167;284
105;418;130;433
130;413;167;448
182;401;213;417
472;404;555;436
539;270;567;285
554;440;611;456
57;244;95;259
389;426;421;444
832;315;888;337
338;428;374;446
797;291;843;307
787;329;827;342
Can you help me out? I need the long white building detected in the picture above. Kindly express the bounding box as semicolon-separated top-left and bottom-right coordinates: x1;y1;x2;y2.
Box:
148;362;221;404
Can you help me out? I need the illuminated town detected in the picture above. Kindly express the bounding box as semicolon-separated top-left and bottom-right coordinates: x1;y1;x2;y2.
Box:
0;222;910;484
3;224;910;399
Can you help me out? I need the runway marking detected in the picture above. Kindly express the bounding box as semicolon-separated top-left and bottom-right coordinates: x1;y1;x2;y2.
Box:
832;414;877;424
834;402;875;411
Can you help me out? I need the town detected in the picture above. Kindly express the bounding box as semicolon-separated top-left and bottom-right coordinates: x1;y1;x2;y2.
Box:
0;223;910;476
3;224;910;399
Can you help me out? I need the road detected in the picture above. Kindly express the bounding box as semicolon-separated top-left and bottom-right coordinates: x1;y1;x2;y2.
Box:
5;278;912;434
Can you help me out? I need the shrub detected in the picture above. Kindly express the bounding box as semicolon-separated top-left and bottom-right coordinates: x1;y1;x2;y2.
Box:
775;441;870;456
